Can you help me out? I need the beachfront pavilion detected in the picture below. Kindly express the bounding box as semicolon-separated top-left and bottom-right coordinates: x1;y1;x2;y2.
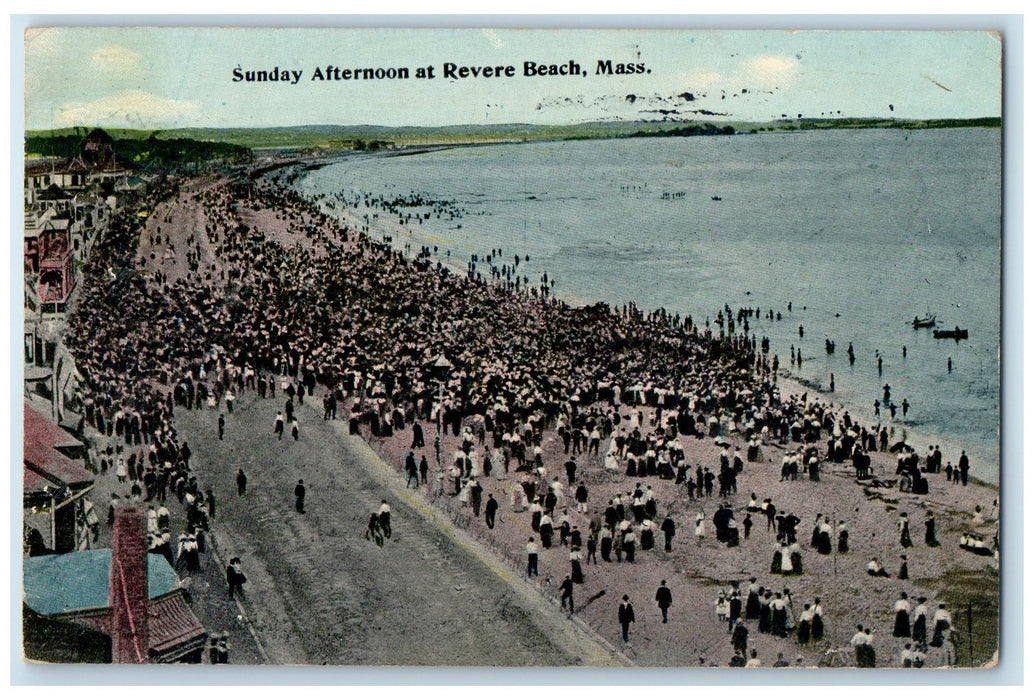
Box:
23;402;95;555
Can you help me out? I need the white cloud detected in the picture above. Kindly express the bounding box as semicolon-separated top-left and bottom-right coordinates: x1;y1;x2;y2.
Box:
92;45;141;70
54;90;200;128
684;70;722;90
739;55;799;90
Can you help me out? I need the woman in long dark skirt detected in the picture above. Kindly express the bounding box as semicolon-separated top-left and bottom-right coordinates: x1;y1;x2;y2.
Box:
816;519;833;555
899;513;913;548
745;579;761;619
893;593;912;637
641;524;655;551
810;515;823;548
623;531;636;563
898;554;909;580
600;529;613;562
570;547;584;584
790;545;804;575
930;604;952;647
772;595;788;637
912;597;928;645
924;511;940;547
811;599;824;642
540;519;554;549
797;605;812;644
758;594;772;634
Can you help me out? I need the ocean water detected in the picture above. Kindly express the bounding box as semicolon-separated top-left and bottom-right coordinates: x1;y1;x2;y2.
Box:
295;128;1002;483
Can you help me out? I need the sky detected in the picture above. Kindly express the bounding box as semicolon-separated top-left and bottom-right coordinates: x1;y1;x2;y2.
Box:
22;27;1003;130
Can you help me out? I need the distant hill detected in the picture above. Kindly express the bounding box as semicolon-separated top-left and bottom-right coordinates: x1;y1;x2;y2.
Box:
26;117;1001;154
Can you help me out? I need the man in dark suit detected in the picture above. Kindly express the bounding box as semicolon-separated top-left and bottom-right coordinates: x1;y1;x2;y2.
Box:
661;516;676;552
559;576;575;614
294;479;306;513
485;494;499;529
619;595;636;642
655;580;673;623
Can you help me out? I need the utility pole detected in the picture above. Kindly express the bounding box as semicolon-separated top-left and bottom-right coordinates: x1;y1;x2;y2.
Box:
430;353;453;474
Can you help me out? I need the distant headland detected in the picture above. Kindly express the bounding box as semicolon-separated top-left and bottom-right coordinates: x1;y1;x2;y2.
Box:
26;116;1000;156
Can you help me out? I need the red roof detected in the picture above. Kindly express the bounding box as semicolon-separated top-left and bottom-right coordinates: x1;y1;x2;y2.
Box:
23;404;93;494
147;593;207;658
24;404;82;450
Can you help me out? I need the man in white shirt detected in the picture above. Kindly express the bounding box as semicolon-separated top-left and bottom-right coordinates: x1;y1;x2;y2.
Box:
526;537;539;577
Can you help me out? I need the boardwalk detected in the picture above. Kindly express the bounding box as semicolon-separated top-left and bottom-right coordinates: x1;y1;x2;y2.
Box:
175;391;625;666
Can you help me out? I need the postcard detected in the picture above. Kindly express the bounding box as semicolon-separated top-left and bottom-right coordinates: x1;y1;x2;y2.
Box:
20;26;1002;669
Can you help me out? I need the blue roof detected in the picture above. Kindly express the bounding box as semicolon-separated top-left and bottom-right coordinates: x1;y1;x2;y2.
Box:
23;551;179;616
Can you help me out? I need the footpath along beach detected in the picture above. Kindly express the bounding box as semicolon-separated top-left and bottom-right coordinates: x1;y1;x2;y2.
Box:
90;162;999;668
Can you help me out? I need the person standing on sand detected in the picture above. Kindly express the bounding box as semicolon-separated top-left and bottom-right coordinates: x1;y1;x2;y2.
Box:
958;451;970;485
294;479;306;513
854;626;876;668
470;478;483;517
526;537;539;577
912;597;929;645
893;592;912;637
378;500;392;538
485;494;498;529
619;595;636;643
226;557;246;599
661;515;676;551
236;468;247;496
218;413;225;440
559;576;575;614
274;411;284;440
365;513;384;547
898;513;913;548
405;451;419;488
655;580;673;623
732;619;749;657
924;511;940;547
837;520;849;553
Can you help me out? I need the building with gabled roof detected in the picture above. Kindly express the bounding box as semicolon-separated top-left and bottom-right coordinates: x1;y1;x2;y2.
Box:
23;402;94;555
23;505;207;663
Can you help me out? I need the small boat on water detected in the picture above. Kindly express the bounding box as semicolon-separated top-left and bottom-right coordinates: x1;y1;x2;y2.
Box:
933;327;968;340
912;315;936;329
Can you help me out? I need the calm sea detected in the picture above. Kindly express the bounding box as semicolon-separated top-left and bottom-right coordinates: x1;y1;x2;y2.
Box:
294;128;1002;483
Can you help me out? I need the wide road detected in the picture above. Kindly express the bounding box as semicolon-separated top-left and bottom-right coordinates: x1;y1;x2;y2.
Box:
176;390;626;666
